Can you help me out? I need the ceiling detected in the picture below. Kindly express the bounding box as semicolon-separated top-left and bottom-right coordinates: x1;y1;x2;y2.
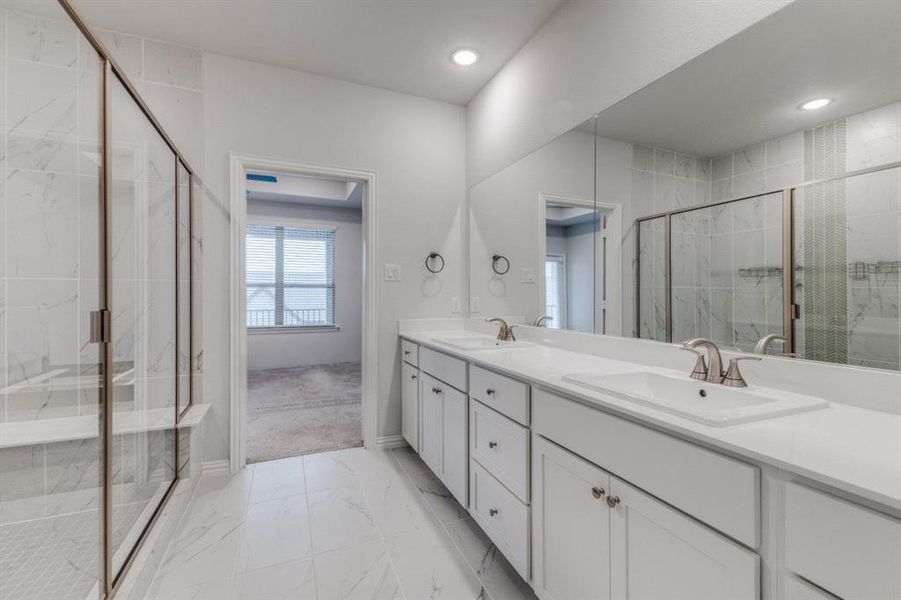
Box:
594;0;901;158
67;0;564;105
247;172;363;210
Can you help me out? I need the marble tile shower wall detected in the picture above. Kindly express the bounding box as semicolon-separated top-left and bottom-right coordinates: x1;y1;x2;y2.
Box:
0;7;205;527
632;145;712;341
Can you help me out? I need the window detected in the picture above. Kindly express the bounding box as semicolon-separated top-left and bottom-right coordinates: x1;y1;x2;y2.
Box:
545;255;565;329
246;224;336;328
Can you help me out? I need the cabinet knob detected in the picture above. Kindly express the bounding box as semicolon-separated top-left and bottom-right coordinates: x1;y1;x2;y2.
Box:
489;508;498;517
486;388;496;396
433;387;442;394
591;486;605;499
606;495;620;508
488;441;498;449
404;350;410;355
411;374;417;380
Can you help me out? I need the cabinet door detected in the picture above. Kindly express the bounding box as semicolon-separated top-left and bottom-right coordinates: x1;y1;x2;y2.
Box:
532;435;611;600
401;362;420;452
609;477;759;600
419;373;444;476
441;384;468;506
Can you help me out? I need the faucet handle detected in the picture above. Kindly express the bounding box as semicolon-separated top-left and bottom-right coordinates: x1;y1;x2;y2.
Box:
723;356;762;388
679;346;708;380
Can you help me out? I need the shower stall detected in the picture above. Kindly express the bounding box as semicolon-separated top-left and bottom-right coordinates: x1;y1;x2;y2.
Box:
636;161;901;372
0;1;200;598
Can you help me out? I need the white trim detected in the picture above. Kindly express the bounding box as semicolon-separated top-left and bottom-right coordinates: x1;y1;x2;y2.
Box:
229;154;379;474
246;214;342;231
201;459;231;477
375;434;408;450
247;325;341;335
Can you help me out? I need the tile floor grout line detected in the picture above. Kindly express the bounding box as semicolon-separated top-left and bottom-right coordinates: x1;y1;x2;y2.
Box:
301;452;321;600
348;448;409;600
389;447;496;600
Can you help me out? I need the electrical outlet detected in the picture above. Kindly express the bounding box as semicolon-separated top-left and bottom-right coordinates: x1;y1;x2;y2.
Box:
521;267;535;283
451;296;461;313
470;296;481;313
385;264;402;281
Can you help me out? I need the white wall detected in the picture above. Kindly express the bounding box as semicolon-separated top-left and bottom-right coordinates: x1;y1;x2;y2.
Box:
465;0;792;187
246;200;363;371
203;53;467;444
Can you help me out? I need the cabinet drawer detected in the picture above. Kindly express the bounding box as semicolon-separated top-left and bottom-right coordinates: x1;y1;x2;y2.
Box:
785;482;901;599
420;346;467;392
469;460;530;579
532;387;760;548
470;400;529;502
401;339;418;367
469;364;529;425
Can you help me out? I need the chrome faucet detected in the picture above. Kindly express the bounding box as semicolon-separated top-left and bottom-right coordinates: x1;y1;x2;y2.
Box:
681;338;725;383
531;315;553;327
486;317;516;341
754;334;786;355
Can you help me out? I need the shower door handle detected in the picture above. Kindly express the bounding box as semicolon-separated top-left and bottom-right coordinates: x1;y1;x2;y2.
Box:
90;309;111;344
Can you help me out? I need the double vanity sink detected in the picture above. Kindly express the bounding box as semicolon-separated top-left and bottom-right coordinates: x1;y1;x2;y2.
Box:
433;333;828;427
402;329;901;599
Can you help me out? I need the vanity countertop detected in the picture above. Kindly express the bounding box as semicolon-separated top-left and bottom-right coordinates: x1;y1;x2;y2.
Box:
400;330;901;514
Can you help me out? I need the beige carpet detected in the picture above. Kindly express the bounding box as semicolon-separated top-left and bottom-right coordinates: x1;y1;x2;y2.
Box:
246;362;362;464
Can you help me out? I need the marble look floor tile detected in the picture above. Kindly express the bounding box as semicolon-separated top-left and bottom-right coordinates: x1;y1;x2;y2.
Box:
407;467;469;523
237;495;312;573
386;527;486;600
308;486;380;554
390;447;431;476
314;539;402;600
444;519;536;600
147;580;235;600
348;448;405;482
358;470;440;536
234;558;317;600
304;449;358;492
249;456;305;504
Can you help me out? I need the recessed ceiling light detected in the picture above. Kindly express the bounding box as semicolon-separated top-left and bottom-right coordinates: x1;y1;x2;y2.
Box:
451;49;479;67
800;98;832;111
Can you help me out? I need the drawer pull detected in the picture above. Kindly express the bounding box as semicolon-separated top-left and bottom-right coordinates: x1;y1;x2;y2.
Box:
489;508;499;517
488;441;498;449
432;387;442;394
404;350;411;356
591;487;605;499
606;495;620;508
486;388;496;396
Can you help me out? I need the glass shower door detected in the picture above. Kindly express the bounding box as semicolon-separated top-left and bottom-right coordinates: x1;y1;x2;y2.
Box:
108;75;177;579
0;3;105;599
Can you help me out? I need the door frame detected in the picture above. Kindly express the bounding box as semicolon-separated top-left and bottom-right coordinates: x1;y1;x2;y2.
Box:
537;192;622;335
228;153;379;472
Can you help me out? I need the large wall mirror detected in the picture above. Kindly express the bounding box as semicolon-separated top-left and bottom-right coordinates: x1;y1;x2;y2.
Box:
468;0;901;372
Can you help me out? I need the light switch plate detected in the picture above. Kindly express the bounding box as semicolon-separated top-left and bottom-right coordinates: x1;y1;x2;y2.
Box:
470;296;480;313
521;268;535;283
451;296;461;313
385;264;402;281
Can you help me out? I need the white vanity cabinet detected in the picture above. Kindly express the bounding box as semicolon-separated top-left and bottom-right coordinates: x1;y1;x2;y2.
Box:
414;345;469;507
401;361;419;451
532;435;758;600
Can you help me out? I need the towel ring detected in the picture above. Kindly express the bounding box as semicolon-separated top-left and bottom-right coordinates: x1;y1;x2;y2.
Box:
425;252;445;274
492;254;510;275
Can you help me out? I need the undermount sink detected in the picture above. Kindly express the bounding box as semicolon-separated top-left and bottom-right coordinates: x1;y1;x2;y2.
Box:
561;371;828;426
432;335;533;351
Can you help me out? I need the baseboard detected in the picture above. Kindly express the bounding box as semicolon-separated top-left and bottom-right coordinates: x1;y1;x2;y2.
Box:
375;434;408;450
201;459;231;477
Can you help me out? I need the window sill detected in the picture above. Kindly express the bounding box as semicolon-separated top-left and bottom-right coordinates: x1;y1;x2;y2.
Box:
248;325;341;335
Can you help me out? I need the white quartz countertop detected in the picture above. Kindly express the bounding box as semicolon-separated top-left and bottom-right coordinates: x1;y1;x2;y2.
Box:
401;331;901;513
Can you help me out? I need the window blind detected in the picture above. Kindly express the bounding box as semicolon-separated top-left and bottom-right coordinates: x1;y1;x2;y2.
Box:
246;224;336;328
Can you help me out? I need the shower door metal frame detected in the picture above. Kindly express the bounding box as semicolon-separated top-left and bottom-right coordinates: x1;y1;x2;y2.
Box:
56;0;197;597
635;159;901;356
